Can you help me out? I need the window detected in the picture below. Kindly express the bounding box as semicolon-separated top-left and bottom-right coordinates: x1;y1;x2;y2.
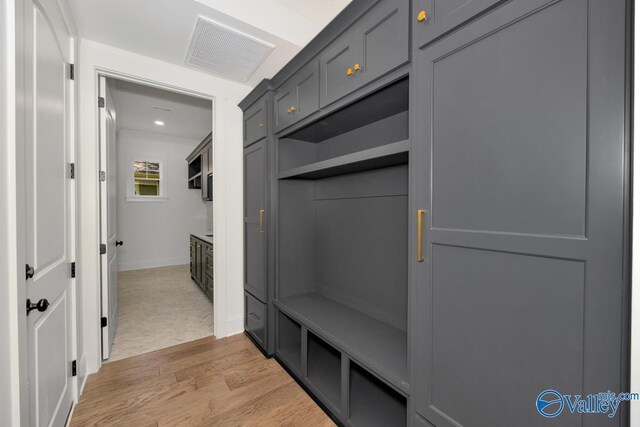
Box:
127;159;167;201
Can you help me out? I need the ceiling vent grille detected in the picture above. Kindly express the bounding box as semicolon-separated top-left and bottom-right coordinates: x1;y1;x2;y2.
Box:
186;17;275;82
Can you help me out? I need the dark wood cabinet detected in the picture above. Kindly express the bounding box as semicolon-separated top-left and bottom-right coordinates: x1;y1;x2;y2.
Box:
190;235;213;300
243;99;267;146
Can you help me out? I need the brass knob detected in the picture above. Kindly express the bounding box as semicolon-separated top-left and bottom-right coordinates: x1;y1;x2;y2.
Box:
354;63;361;72
417;10;427;22
290;106;297;114
346;67;353;76
258;122;264;128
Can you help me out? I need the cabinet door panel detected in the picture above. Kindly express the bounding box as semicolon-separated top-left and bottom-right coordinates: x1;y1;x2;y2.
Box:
244;140;267;302
244;100;267;147
319;33;359;107
413;0;502;48
274;84;295;132
245;292;266;349
413;0;627;426
359;0;409;86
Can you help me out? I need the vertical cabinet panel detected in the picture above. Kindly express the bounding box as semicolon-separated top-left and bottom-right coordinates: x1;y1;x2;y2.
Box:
412;0;627;426
274;61;319;133
413;0;503;48
244;140;268;302
320;0;409;108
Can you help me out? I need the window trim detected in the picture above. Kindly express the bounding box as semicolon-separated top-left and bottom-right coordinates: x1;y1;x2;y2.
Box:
126;156;168;202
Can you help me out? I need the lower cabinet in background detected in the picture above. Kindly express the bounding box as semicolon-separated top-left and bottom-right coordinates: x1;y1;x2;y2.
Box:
245;291;266;348
190;235;213;300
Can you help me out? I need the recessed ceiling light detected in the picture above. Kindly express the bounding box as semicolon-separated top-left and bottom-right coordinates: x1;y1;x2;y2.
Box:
154;120;165;126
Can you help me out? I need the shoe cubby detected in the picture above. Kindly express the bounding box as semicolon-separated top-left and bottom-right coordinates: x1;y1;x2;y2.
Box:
349;362;407;427
277;311;302;372
307;332;342;411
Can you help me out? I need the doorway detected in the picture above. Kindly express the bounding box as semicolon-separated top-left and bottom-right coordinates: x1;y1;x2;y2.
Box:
98;76;215;362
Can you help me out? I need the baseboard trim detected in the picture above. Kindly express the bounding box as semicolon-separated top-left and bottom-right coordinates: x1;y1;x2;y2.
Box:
117;257;189;272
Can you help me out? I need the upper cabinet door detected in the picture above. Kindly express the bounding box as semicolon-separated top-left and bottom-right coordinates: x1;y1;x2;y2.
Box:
274;61;319;133
320;0;409;108
244;99;268;147
413;0;503;48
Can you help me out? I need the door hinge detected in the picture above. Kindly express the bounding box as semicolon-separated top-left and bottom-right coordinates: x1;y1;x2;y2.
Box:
69;63;75;80
100;244;106;255
71;360;77;377
69;163;75;179
101;317;108;328
26;264;34;280
71;262;76;278
99;171;106;182
98;97;105;108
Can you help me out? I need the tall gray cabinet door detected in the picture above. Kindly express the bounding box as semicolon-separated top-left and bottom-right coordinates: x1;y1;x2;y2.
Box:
244;140;268;303
412;0;628;426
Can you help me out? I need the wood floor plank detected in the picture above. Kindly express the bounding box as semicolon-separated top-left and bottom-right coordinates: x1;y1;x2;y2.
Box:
70;334;334;427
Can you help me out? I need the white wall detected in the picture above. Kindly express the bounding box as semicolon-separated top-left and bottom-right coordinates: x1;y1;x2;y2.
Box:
77;39;250;380
116;129;207;271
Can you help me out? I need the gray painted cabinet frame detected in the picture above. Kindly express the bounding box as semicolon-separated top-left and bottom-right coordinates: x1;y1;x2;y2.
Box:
239;0;631;425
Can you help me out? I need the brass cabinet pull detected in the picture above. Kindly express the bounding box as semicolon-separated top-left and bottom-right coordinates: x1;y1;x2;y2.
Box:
290;106;297;114
346;67;353;76
417;10;427;22
353;63;361;72
417;209;425;262
259;209;265;232
258;122;265;128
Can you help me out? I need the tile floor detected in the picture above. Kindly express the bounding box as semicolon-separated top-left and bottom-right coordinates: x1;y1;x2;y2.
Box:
107;264;214;362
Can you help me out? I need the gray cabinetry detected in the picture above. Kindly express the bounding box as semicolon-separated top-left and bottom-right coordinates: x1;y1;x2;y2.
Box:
243;99;267;147
274;61;319;133
319;0;409;107
186;132;213;200
413;0;502;49
190;235;213;300
244;139;268;303
412;0;629;425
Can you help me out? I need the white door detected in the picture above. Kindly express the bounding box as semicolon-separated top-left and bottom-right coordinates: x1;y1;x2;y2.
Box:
99;76;118;360
24;0;74;425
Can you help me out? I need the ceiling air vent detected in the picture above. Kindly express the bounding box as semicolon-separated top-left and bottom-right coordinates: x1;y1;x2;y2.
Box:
186;17;275;82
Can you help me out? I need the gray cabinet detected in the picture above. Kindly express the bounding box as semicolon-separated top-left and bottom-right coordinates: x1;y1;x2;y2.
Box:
245;291;266;348
274;61;319;133
186;132;213;201
412;0;629;425
244;139;267;303
243;99;267;146
319;0;409;107
190;235;213;300
413;0;502;49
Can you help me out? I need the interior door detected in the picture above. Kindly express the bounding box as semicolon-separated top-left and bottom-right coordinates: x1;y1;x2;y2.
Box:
24;0;74;425
413;0;628;425
99;76;118;360
244;140;267;302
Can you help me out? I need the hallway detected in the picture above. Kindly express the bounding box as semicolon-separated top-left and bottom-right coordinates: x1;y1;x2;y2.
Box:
71;335;334;426
108;265;213;362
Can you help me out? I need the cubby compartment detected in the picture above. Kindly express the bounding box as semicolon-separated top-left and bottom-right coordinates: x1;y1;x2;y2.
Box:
349;362;407;427
276;163;408;390
307;332;342;411
278;78;409;180
277;311;302;372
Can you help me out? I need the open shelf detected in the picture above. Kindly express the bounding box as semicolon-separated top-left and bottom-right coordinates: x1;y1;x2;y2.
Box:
307;332;342;411
349;362;407;427
275;293;407;392
277;311;302;372
279;140;409;180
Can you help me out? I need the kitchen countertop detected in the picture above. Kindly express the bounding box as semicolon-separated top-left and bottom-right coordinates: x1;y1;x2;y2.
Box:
191;233;213;245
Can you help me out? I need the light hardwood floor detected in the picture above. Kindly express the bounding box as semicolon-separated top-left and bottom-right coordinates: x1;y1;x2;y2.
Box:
71;334;335;426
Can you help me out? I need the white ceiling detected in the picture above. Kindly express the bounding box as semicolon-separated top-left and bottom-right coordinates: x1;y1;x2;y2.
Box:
69;0;351;87
110;79;212;141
